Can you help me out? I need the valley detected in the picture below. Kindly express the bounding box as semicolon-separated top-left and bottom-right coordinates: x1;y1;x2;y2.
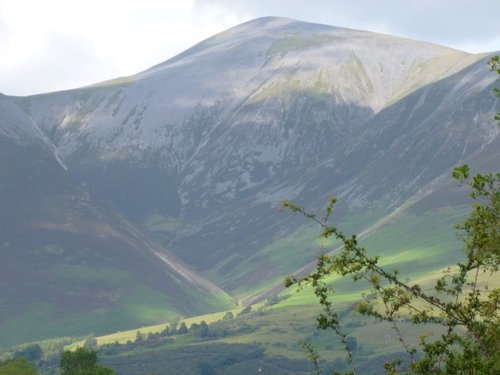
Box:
0;16;498;374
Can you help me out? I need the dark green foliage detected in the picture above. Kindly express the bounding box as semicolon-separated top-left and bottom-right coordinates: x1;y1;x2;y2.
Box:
489;55;500;123
169;319;179;335
195;361;216;375
0;358;39;375
238;306;252;316
189;321;210;338
135;331;144;343
60;347;115;375
198;321;209;337
159;325;171;336
100;343;264;375
177;322;188;335
84;337;98;350
98;343;315;375
490;55;500;124
265;294;289;306
14;344;43;362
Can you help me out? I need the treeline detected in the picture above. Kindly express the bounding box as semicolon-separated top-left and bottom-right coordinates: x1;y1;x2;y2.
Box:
0;357;39;375
99;317;258;356
0;311;260;374
101;343;315;375
0;348;114;375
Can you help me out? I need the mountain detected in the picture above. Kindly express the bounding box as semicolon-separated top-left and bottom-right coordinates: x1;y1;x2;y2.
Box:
0;94;234;348
1;17;498;346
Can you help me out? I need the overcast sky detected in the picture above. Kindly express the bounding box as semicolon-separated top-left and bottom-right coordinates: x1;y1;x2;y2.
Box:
1;0;499;96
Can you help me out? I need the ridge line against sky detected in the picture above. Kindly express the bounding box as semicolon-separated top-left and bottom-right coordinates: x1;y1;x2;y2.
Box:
1;0;499;97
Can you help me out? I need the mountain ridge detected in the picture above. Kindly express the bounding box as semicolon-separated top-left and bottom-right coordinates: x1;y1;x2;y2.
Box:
1;17;498;346
18;17;500;280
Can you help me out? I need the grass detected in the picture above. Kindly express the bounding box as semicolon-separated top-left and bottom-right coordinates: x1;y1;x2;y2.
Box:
224;209;387;300
0;303;59;350
233;204;463;307
65;206;467;355
143;213;184;232
249;77;334;104
223;225;334;298
52;265;130;283
360;208;466;275
6;204;484;372
0;282;233;350
250;50;375;104
65;306;247;349
40;244;65;255
265;34;333;56
230;205;470;350
385;52;482;107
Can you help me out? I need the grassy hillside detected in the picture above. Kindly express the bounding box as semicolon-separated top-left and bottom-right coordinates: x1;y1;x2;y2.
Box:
6;205;476;374
0;135;235;350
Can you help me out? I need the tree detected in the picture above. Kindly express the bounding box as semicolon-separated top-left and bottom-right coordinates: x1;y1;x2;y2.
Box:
197;321;210;338
238;306;252;316
14;344;43;363
134;331;144;342
189;321;210;338
59;347;115;375
488;55;500;124
169;317;180;335
282;56;500;375
0;358;39;375
84;336;98;350
159;325;171;337
177;322;188;335
196;361;216;375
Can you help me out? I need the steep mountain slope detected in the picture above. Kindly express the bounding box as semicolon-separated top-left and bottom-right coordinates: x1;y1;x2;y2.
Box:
2;17;499;331
16;18;498;296
0;95;234;348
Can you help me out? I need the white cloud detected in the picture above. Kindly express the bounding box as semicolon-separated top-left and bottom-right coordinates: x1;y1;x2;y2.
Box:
0;0;247;95
1;0;499;96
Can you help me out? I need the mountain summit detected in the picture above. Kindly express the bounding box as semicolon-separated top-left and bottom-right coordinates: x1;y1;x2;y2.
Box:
1;17;498;346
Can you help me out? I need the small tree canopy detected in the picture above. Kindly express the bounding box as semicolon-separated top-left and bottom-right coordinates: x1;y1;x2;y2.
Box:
60;347;115;375
177;322;188;335
14;344;43;362
0;358;39;375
